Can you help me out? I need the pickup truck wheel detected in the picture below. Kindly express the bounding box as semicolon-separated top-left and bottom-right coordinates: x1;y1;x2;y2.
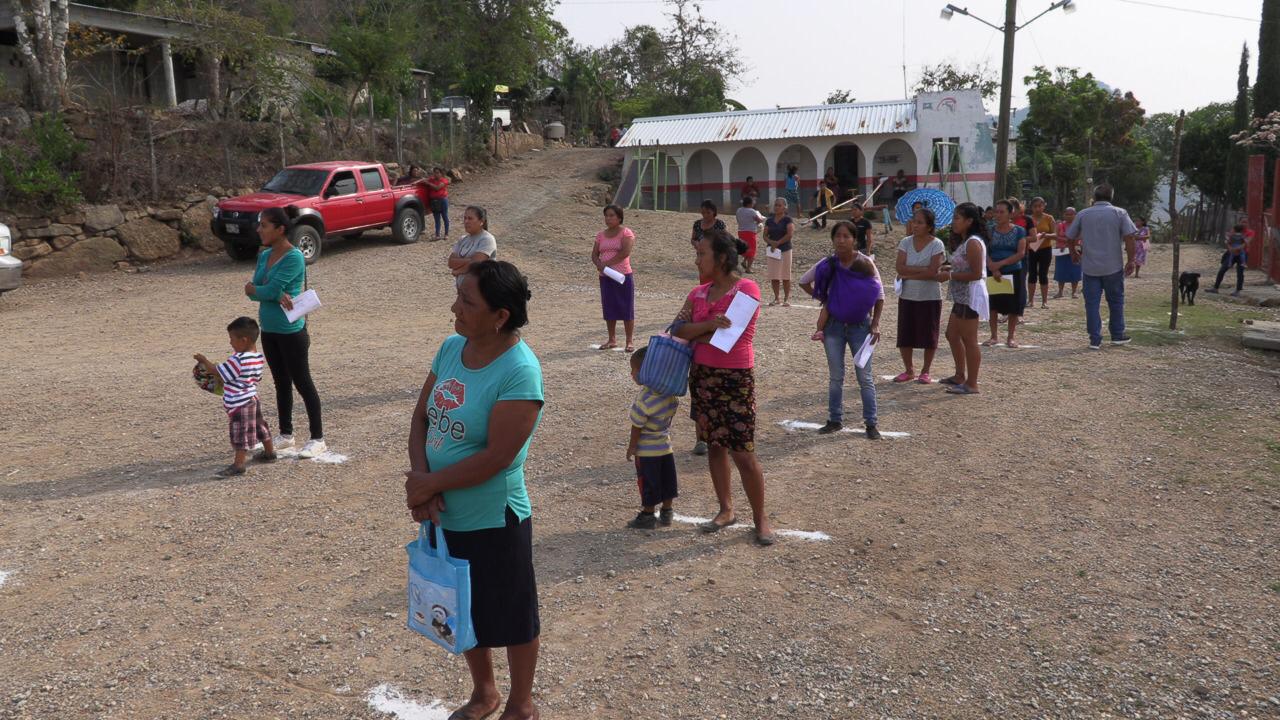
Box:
291;224;322;264
224;242;259;261
391;207;423;244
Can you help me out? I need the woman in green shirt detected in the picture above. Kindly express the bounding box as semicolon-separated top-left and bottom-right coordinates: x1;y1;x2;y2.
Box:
244;207;326;458
405;260;544;720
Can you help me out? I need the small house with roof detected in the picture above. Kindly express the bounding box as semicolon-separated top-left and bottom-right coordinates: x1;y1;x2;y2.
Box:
616;90;996;214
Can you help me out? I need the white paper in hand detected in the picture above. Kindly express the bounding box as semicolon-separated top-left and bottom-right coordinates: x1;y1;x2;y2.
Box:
602;266;626;284
893;278;903;295
709;291;761;353
283;288;321;323
1052;247;1070;256
766;247;783;261
854;334;876;369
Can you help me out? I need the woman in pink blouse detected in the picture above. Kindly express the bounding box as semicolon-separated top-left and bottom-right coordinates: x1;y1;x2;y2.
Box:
672;228;774;546
592;204;637;352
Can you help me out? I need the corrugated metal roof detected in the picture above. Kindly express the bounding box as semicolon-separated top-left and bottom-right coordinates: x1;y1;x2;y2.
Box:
618;100;917;148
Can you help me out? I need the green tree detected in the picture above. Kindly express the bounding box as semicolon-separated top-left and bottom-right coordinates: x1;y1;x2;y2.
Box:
825;89;855;105
1256;0;1280;121
1178;103;1235;202
912;61;999;100
1226;43;1251;206
319;3;416;139
1017;66;1158;214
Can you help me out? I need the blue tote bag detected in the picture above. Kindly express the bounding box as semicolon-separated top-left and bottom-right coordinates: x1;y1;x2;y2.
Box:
406;521;477;654
637;329;692;396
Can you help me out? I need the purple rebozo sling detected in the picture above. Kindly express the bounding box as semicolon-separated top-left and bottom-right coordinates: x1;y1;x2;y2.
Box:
810;256;881;325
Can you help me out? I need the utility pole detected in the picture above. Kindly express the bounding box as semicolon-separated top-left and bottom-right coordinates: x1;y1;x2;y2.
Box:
993;0;1018;203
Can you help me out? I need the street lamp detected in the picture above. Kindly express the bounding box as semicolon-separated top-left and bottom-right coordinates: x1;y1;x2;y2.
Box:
941;1;1077;203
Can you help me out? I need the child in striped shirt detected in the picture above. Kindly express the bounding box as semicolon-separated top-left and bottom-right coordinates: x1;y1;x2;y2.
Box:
625;346;680;529
194;316;275;478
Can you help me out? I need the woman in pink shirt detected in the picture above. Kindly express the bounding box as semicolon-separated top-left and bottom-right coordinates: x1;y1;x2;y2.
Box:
672;229;774;546
591;204;636;351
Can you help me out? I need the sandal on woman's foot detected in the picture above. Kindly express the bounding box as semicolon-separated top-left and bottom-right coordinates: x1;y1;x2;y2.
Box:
916;373;933;384
945;385;978;395
768;300;779;306
1006;340;1020;349
939;376;962;386
754;529;777;547
981;339;999;347
699;516;737;533
892;371;915;383
624;345;635;353
598;342;618;350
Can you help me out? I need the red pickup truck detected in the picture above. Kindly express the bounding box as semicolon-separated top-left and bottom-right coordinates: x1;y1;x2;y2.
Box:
212;161;428;264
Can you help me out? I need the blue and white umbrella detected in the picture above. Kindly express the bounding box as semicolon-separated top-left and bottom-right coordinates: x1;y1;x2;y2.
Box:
895;188;957;227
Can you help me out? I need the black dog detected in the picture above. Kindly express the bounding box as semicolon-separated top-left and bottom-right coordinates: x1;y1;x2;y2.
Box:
1179;271;1200;305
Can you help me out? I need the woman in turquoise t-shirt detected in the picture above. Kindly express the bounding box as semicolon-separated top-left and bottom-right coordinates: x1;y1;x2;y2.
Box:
405;260;544;720
244;207;326;458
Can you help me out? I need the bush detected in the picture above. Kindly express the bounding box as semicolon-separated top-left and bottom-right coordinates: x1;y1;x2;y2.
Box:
0;113;85;209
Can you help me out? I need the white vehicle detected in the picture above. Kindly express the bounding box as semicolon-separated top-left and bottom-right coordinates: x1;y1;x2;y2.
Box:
427;95;512;130
0;223;21;296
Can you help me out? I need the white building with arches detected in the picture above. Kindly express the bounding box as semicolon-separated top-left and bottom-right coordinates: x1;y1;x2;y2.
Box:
616;90;996;214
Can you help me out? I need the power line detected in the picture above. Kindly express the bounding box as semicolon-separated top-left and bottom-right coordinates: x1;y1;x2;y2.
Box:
1114;0;1260;23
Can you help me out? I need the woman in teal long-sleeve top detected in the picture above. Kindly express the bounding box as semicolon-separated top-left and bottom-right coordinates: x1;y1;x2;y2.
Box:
243;207;326;458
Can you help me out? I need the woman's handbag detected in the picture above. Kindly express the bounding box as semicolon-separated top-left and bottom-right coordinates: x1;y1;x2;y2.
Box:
638;328;693;397
406;522;477;654
966;237;990;322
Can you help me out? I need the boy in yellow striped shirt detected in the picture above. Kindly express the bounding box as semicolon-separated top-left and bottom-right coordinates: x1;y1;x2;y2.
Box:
626;347;680;529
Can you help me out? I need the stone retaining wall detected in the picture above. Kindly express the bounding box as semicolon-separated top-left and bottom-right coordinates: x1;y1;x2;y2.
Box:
3;192;237;278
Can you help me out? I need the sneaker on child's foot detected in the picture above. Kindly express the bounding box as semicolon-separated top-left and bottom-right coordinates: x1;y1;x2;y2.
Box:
659;508;674;526
1110;336;1132;346
271;434;295;450
692;441;708;456
817;421;843;435
298;439;327;459
865;424;882;440
1230;290;1243;297
627;512;658;530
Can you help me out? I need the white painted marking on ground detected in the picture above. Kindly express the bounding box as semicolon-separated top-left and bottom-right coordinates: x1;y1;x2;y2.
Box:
0;570;10;588
365;684;450;720
270;447;349;464
984;343;1040;349
777;420;910;438
589;344;627;352
670;514;830;541
787;304;823;310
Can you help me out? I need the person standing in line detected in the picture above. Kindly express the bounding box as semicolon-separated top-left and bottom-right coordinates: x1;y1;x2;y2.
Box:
764;197;796;306
672;230;774;546
848;204;875;254
404;261;544;720
1065;183;1138;350
1026;197;1056;309
244;206;326;458
938;202;988;395
735;195;766;274
1132;217;1150;278
892;208;947;384
624;346;680;529
891;169;910;205
592;204;636;352
426;167;451;241
449;206;497;287
799;221;885;439
740;176;760;204
984;200;1028;348
691;200;728;285
1054;207;1083;298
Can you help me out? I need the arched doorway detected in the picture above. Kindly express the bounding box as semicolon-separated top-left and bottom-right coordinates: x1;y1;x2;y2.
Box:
729;146;768;206
777;144;817;214
686;148;724;212
822;142;863;204
871;139;918;206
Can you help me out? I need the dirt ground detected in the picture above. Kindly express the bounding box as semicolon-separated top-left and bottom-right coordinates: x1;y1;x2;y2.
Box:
2;148;1278;720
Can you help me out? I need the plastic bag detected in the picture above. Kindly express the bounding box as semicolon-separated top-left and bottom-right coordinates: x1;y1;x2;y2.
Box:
406;522;476;654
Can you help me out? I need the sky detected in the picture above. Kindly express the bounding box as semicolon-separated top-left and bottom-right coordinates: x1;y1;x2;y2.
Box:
552;0;1266;116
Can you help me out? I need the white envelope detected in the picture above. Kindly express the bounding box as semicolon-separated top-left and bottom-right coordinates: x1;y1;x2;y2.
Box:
284;288;321;323
766;248;783;260
709;291;761;353
1052;247;1071;256
602;266;626;284
854;334;876;369
893;278;903;295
